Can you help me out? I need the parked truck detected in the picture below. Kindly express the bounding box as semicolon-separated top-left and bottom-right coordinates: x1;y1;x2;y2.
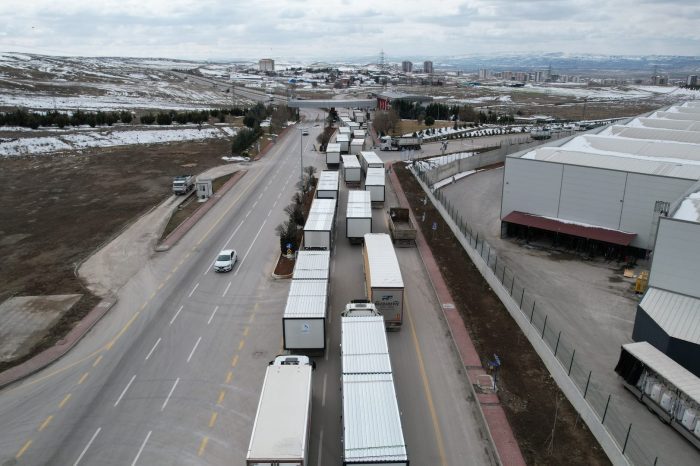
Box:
246;355;313;466
379;135;422;151
362;233;405;329
172;175;194;195
388;207;416;247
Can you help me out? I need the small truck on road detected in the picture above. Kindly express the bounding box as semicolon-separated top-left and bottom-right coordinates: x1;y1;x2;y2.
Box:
172;175;194;195
388;207;416;247
379;135;422;151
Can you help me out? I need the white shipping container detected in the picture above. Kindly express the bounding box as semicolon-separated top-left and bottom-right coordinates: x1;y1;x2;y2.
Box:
360;151;384;173
326;143;341;166
293;250;330;280
304;198;336;250
352;129;366;140
346;190;372;243
350;138;365;156
342;154;361;183
341;315;392;374
246;364;312;465
363;233;404;328
365;167;386;205
283;280;328;350
337;134;350;153
317;170;339;199
339;127;352;136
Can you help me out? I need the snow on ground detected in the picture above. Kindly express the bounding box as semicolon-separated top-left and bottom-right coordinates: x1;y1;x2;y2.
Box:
673;191;700;222
0;126;235;157
413;151;476;171
484;83;700;101
405;124;530;141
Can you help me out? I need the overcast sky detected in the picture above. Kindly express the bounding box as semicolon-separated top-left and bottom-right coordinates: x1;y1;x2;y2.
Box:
1;0;699;61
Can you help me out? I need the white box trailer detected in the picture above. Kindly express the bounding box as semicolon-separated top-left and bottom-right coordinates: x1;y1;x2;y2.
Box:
316;170;339;199
339;126;352;136
283;279;328;351
360;151;384;174
352;129;366;140
348;121;360;131
350;138;365;156
342;372;408;465
342;154;361;184
303;198;336;250
293;250;330;280
341;314;392;374
337;134;350;153
246;358;313;466
363;233;404;329
364;167;385;207
340;116;352;127
354;111;366;124
326;143;341;166
346;190;372;244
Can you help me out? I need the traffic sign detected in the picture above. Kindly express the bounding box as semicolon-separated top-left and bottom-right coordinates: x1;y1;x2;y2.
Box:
432;221;438;231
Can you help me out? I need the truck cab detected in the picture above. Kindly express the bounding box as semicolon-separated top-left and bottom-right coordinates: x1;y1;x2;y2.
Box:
270;354;315;369
379;135;394;151
342;299;381;317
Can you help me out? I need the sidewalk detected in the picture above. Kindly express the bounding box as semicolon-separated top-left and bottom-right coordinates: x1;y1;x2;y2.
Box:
388;162;526;466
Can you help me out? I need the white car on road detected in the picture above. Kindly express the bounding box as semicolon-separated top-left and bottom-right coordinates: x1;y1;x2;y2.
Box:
214;249;237;272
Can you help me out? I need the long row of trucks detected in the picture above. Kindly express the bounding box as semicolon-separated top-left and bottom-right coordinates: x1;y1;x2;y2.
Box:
341;151;385;207
328;126;368;165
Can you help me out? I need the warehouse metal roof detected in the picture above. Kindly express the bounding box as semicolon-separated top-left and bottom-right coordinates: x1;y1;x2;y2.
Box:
342;154;360;169
628;117;700;132
283;279;328;318
639;287;700;344
652;111;700;122
341;316;392;374
564;134;700;164
347;190;372;218
502;211;636;245
607;126;700;145
292;250;330;280
342;373;408;463
304;198;336;231
622;341;700;403
317;170;339;192
365;167;386;185
363;233;404;287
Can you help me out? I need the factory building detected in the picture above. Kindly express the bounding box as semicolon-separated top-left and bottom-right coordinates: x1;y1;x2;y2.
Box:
258;58;275;72
375;91;433;111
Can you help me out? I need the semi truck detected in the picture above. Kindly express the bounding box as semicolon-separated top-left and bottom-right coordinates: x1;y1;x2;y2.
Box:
388;207;417;247
246;355;313;466
379;135;422;151
362;233;405;329
172;175;194;195
346;190;372;244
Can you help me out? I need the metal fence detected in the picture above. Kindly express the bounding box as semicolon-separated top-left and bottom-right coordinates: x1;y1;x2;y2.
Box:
412;163;670;466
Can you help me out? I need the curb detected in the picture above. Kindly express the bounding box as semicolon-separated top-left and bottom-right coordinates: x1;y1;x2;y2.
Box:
271;252;294;279
387;161;526;466
157;170;248;251
0;297;116;389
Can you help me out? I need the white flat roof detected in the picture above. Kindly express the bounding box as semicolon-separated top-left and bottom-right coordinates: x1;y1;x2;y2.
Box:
247;365;312;461
350;139;364;146
652;111;700;122
341;316;392;374
627;117;700;132
337;134;350;142
361;151;384;166
305;198;336;231
622;341;700;403
292;250;330;280
317;170;339;192
608;126;700;145
342;373;408;463
342;154;360;169
364;233;404;288
284;279;328;318
326;143;341;152
640;287;700;344
347;190;372;218
365;167;386;185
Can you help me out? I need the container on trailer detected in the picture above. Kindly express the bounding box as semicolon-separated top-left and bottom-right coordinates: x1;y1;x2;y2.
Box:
337;134;350;153
340;116;352;127
362;233;404;329
353;111;366;124
339;127;352;136
341;314;392;374
303;198;336;250
346;190;372;244
349;138;365;156
283;279;328;351
316;170;339;199
246;358;313;466
359;151;384;174
326;143;341;166
352;129;366;140
292;250;330;280
364;167;385;207
342;154;361;185
348;121;360;132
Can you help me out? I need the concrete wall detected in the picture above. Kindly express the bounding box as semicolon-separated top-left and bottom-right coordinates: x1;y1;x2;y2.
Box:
649;218;700;298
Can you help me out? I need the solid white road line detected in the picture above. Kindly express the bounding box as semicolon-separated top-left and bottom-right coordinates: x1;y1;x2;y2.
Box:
161;378;180;411
245;210;251;218
73;427;101;466
187;337;202;363
114;375;137;407
169;306;184;326
222;281;232;297
188;283;199;297
234;219;267;276
207;306;219;325
322;373;327;408
131;430;152;466
316;428;324;466
145;338;161;360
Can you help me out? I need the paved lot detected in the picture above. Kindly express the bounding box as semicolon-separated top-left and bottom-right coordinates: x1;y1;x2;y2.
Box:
441;167;700;466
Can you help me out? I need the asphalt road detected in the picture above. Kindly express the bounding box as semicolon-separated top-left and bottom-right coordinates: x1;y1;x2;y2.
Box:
0;112;496;465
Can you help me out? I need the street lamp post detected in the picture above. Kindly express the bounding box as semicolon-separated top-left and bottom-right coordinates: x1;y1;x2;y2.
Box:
299;126;304;192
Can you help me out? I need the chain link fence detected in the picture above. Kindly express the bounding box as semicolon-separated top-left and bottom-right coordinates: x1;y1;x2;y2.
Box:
412;163;671;466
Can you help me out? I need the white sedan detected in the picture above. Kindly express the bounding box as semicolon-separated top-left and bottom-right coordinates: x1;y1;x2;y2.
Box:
214;249;238;273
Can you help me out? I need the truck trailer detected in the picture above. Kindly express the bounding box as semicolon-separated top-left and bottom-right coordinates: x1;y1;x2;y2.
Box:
336;134;350;153
388;207;417;247
342;154;361;185
362;233;405;329
316;170;339;199
303;198;336;250
172;175;194;195
364;167;385;207
359;151;384;174
325;143;341;166
349;138;365;156
346;190;372;244
246;356;313;466
292;250;330;280
283;279;328;351
379;136;422;151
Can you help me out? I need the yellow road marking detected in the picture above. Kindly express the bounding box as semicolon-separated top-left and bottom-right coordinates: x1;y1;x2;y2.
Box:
208;411;218;428
217;390;226;405
238;339;245;350
248;313;256;323
15;439;32;459
38;415;53;432
149;291;156;299
243;326;249;337
77;372;89;385
231;355;239;367
198;436;209;457
173;264;180;272
406;301;448;466
58;393;72;409
158;282;164;290
106;310;141;350
92;354;103;367
225;371;233;384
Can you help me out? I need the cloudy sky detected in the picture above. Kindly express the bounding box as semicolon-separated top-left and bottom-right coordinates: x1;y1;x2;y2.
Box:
1;0;699;61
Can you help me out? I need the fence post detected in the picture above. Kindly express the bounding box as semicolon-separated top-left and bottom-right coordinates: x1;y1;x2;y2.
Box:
501;266;506;283
602;394;611;423
554;331;562;356
568;349;576;376
541;314;548;338
519;288;525;308
494;256;498;272
622;423;632;454
530;301;536;322
486;247;491;267
583;371;592;398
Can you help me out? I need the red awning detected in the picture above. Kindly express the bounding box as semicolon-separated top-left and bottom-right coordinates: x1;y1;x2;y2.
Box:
502;211;637;246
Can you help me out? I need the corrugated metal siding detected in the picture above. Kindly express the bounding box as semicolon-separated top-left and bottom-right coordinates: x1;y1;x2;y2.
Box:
317;171;339;192
293;250;330;280
363;234;404;288
649;218;700;299
326;143;341;153
342;373;408;463
558;165;626;229
622;341;700;403
304;198;336;231
612;126;700;145
284;280;328;318
347;190;372;218
341;316;392;374
342;154;361;169
632;117;700;131
360;151;384;167
639;287;700;344
365;167;385;186
501;158;563;219
655;111;700;122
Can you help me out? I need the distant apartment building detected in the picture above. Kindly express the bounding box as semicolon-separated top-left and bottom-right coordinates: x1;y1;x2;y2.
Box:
688;75;698;87
478;69;490;80
258;58;275;72
514;72;528;82
401;61;413;73
423;60;434;74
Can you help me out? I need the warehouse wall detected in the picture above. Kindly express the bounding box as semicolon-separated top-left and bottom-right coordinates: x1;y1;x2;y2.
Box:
649;218;700;298
501;158;563;219
558;165;626;229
